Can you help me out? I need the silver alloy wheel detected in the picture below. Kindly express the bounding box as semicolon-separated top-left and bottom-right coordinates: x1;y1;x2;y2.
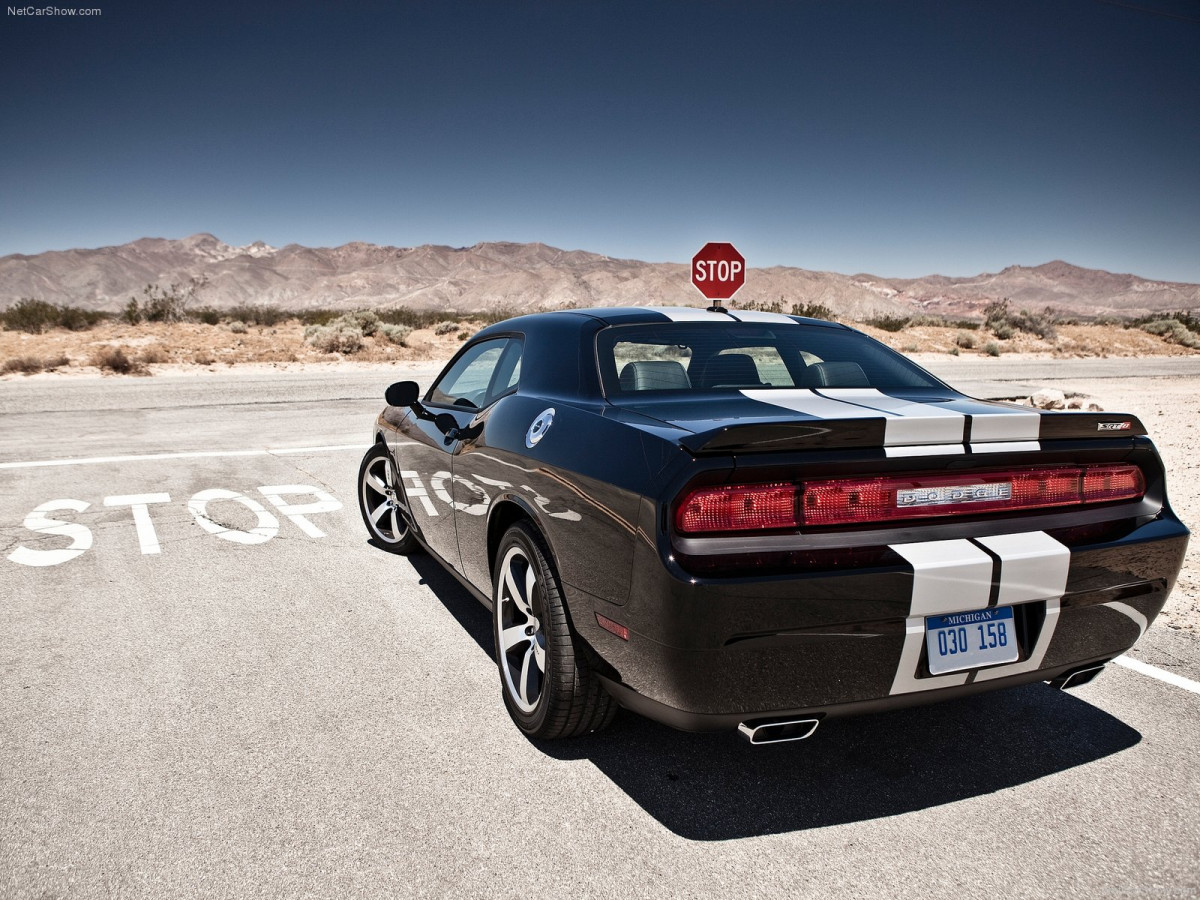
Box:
496;544;547;713
360;454;409;544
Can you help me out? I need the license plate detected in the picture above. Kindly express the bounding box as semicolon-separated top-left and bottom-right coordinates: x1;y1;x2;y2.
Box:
925;606;1018;675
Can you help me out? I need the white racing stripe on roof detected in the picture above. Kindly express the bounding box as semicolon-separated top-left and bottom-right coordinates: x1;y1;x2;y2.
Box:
641;306;728;322
817;388;966;446
725;309;796;324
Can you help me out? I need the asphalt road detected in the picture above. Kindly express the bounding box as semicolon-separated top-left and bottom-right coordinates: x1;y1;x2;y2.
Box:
2;360;1198;899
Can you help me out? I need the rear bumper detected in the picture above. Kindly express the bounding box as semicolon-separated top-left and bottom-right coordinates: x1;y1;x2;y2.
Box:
576;514;1188;730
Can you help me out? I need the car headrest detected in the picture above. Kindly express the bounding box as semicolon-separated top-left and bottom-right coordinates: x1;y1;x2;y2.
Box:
799;360;870;388
698;353;763;388
619;360;692;391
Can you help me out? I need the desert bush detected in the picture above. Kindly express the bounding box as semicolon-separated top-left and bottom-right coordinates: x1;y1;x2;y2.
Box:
1140;318;1200;349
992;322;1015;340
863;315;911;332
791;302;835;321
298;308;340;326
3;356;44;374
194;351;215;365
229;320;248;334
985;341;1002;357
342;309;380;336
955;331;976;349
2;299;108;333
948;346;960;356
946;318;981;330
434;320;460;335
3;299;58;332
984;298;1057;340
91;346;146;374
225;304;288;327
138;346;169;364
378;323;413;346
43;354;70;370
304;324;363;353
124;278;207;325
192;306;222;325
456;331;470;341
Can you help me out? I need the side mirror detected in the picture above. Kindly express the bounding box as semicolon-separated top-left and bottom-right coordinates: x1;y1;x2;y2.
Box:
385;381;421;408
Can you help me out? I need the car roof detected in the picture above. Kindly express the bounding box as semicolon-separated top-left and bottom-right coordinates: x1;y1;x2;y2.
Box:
462;307;859;402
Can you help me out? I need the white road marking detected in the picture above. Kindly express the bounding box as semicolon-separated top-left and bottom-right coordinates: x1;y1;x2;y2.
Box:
0;443;371;470
1113;655;1200;696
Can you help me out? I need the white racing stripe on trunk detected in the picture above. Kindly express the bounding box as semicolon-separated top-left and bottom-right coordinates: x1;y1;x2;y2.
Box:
974;531;1070;606
740;388;884;421
970;441;1042;454
817;389;966;446
884;444;963;458
942;399;1043;443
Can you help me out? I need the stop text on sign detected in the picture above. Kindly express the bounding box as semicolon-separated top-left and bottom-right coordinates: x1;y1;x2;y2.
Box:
690;241;746;301
693;259;743;283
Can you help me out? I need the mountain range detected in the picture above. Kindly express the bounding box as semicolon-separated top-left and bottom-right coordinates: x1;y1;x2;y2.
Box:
2;233;1197;320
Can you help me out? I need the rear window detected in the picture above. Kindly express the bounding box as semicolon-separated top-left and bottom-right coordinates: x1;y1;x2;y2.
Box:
597;322;941;395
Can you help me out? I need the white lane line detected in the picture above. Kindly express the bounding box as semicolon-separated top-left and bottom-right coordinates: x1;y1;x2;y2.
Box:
0;443;371;470
1113;655;1200;696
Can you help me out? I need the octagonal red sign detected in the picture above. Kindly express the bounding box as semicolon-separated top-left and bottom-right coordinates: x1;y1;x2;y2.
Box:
691;242;746;301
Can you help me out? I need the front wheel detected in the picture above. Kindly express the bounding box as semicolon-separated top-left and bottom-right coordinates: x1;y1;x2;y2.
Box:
358;443;420;554
493;521;616;739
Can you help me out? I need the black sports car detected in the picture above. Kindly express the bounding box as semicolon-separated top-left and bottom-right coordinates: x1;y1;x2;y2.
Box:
358;307;1188;743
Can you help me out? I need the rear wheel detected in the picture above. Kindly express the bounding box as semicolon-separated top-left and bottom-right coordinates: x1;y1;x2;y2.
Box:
358;443;420;554
493;521;616;739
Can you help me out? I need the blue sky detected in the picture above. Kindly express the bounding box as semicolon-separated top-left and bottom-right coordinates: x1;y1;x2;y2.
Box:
2;0;1198;280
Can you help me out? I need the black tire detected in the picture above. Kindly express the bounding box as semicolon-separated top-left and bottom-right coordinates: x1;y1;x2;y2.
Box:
357;443;421;555
492;521;617;739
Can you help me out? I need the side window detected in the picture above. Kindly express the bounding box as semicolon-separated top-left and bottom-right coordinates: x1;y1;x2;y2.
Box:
428;338;522;409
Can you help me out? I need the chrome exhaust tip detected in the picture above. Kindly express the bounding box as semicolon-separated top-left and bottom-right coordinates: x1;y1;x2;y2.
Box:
737;717;820;745
1050;663;1107;690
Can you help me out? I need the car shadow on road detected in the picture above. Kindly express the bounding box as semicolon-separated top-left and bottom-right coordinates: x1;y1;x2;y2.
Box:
403;546;1142;842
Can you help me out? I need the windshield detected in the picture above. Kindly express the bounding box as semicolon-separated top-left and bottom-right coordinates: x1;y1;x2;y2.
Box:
596;322;942;395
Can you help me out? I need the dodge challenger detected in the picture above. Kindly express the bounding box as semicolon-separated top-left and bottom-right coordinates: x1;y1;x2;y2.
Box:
357;307;1188;743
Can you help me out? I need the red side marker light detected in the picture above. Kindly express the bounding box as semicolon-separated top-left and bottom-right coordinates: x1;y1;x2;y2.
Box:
596;613;629;641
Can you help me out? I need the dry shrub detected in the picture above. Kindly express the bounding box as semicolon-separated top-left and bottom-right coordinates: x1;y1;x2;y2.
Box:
434;320;459;335
138;346;169;364
91;346;147;374
3;356;44;374
194;351;215;365
379;323;412;346
304;323;363;353
43;354;70;370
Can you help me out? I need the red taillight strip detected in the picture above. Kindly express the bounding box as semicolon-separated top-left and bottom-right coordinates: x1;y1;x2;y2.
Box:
675;465;1145;534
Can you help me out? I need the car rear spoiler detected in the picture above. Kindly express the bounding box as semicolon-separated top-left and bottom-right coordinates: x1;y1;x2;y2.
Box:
677;412;1148;454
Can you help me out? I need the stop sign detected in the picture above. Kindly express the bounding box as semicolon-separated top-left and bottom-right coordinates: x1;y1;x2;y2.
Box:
691;242;746;302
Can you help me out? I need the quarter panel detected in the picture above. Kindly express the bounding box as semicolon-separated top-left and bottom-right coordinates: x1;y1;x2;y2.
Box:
454;394;656;603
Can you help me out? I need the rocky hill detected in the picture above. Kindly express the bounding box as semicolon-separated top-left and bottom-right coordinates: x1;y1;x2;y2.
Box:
2;234;1197;319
